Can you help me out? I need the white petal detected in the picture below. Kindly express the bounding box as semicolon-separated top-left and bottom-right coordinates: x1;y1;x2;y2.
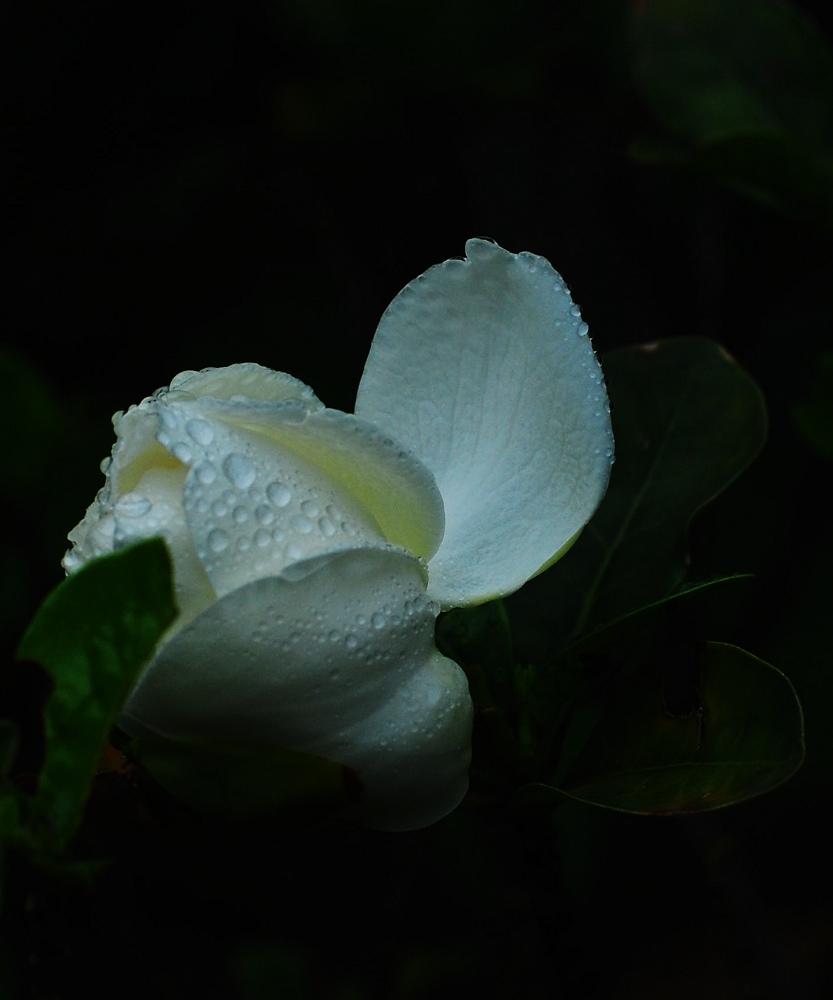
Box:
165;362;324;407
63;402;215;627
151;394;444;598
356;239;614;608
120;547;472;830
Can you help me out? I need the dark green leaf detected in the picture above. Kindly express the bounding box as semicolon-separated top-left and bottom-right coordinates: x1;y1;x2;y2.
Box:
16;539;176;849
794;350;833;461
437;601;514;713
507;338;766;654
0;722;17;778
629;0;833;226
534;642;804;815
693;130;833;230
128;734;362;825
630;0;833;150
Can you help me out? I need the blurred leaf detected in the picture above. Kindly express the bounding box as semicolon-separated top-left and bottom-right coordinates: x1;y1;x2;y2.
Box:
631;0;833;148
126;734;362;825
0;349;59;502
794;349;833;461
694;129;833;228
521;642;803;815
630;0;833;224
508;338;766;655
16;539;176;850
0;723;17;778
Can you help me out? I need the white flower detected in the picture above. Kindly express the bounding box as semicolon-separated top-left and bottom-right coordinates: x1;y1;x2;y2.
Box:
64;239;613;830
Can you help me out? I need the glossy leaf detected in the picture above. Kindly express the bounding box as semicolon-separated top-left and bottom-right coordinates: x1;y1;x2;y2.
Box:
527;642;804;815
507;338;766;653
16;538;176;848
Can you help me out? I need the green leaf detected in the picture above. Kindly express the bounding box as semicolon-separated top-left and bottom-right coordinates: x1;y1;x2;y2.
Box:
127;734;362;825
528;642;804;815
437;601;514;713
0;722;17;778
794;350;833;462
629;0;833;226
16;538;176;850
693;129;833;230
630;0;833;150
507;338;766;654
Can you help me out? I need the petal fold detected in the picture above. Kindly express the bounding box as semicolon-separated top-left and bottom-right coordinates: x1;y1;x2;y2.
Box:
119;546;472;830
356;239;614;607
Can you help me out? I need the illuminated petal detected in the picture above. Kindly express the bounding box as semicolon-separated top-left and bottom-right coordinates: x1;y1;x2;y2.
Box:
120;547;472;830
147;394;444;599
356;239;614;607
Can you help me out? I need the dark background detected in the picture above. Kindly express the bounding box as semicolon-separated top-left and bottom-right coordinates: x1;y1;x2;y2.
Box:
2;1;833;997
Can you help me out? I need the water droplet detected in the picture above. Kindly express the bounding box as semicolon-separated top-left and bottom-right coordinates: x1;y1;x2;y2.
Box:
577;321;589;337
255;504;274;526
186;418;214;446
318;517;336;537
254;528;271;548
211;500;228;517
208;528;229;553
371;612;385;630
158;407;178;431
233;505;249;524
345;633;358;650
327;629;340;643
286;542;304;560
223;453;256;489
569;304;581;318
195;461;217;484
290;514;313;534
238;536;251;553
115;493;152;517
267;481;291;507
300;500;320;517
100;456;112;474
172;442;193;464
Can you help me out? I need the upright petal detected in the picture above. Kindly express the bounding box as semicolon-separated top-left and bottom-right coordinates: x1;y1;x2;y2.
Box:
356;239;614;608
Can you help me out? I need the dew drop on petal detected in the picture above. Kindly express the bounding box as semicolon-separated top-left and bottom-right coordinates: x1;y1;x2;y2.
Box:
186;418;214;446
318;517;336;537
577;321;589;337
254;528;271;548
223;453;256;489
267;481;292;508
172;442;194;464
207;528;229;553
195;461;217;485
345;633;358;650
300;500;320;518
370;612;385;630
290;514;314;534
115;493;152;518
233;505;249;525
255;504;274;526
